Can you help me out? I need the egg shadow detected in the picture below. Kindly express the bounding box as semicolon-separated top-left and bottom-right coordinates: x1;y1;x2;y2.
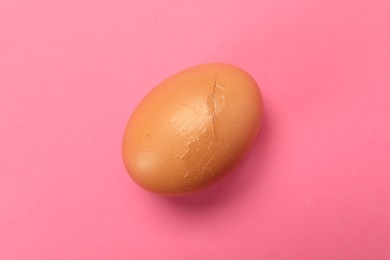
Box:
158;102;274;212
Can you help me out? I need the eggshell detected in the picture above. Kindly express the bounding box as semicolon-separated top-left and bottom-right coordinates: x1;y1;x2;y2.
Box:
122;63;263;195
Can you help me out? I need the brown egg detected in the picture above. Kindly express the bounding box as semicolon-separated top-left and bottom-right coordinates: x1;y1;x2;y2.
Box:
122;63;263;195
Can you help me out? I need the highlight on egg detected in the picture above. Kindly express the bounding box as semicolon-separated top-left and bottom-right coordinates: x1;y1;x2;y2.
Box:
122;63;263;195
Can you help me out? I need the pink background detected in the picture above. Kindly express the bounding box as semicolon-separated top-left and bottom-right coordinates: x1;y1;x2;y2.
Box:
1;0;390;259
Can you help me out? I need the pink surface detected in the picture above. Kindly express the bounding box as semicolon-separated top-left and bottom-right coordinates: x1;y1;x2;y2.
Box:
1;0;390;259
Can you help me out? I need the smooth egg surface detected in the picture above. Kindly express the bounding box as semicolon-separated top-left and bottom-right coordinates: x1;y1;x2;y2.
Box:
122;63;263;195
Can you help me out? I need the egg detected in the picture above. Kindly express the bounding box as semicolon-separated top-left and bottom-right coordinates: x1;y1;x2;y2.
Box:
122;63;263;195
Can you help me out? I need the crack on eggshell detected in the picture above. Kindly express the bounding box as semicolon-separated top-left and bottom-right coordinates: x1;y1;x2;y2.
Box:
179;76;226;180
207;76;218;142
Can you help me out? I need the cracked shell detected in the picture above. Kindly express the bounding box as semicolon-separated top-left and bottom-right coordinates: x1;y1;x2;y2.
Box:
122;63;263;195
